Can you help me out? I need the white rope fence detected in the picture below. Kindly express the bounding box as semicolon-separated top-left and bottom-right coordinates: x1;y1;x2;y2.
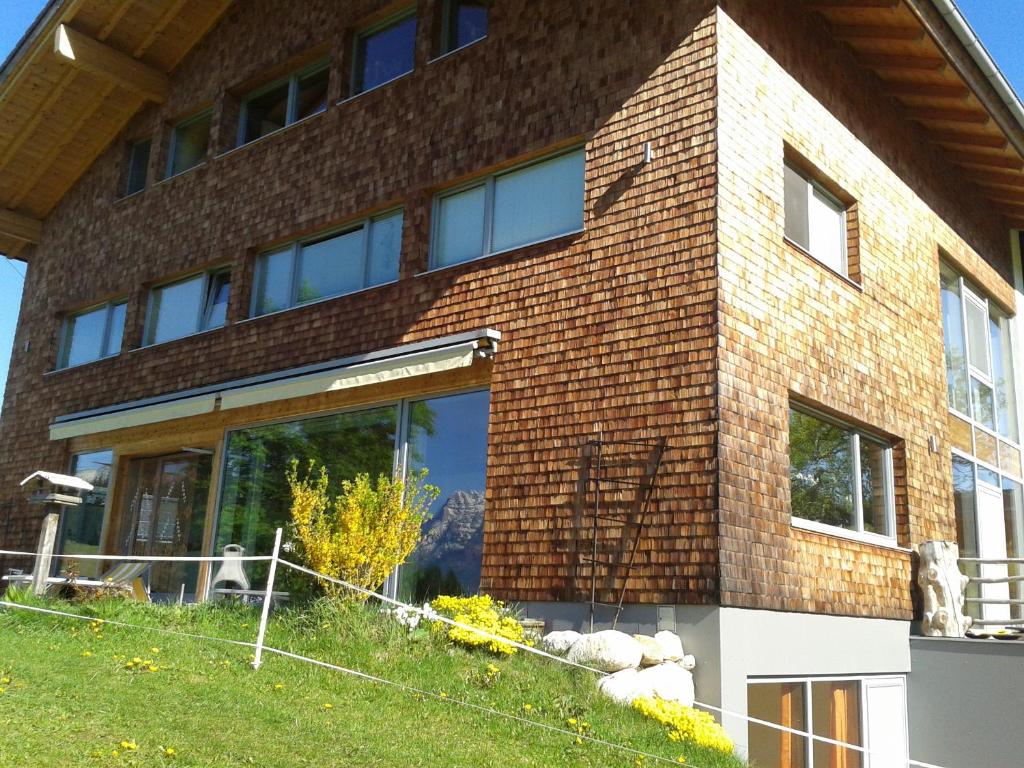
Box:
0;534;952;768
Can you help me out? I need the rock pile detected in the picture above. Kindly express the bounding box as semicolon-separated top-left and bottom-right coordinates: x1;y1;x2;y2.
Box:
541;628;696;707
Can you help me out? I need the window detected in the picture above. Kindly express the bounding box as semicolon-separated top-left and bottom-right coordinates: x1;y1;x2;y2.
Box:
439;0;488;54
784;162;848;277
58;300;126;369
57;450;114;579
251;210;402;316
352;10;417;95
940;262;1020;445
166;110;211;177
748;678;909;768
124;138;150;196
144;269;230;346
238;62;329;145
215;390;490;595
788;406;895;540
432;147;585;268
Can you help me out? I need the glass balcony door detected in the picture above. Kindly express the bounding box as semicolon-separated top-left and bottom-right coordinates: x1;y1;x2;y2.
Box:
976;480;1011;622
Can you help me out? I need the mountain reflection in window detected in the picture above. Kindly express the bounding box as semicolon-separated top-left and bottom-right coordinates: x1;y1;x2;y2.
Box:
401;390;490;602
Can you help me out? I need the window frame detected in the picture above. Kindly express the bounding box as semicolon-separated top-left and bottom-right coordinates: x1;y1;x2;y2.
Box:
428;145;586;271
783;160;850;278
236;60;330;147
350;7;418;97
250;208;404;318
788;404;897;545
165;109;212;179
57;299;127;370
143;267;231;347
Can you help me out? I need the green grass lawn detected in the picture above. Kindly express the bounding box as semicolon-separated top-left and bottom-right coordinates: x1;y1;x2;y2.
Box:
0;590;747;767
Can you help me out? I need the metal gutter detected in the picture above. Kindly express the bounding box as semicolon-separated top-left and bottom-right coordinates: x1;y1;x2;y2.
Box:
931;0;1024;154
0;0;65;90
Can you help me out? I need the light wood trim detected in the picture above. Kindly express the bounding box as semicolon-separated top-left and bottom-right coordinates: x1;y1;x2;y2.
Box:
164;0;235;71
132;0;188;58
0;208;42;243
779;684;795;768
807;0;899;8
195;436;224;602
96;0;135;41
53;23;168;103
948;150;1024;170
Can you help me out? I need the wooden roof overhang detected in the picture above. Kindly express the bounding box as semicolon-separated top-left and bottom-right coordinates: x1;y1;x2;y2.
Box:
0;0;233;259
803;0;1024;229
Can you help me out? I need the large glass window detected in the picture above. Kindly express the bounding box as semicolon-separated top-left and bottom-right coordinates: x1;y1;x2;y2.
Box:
166;110;211;177
439;0;488;54
238;62;329;146
57;450;114;578
400;390;490;601
749;678;886;768
251;210;402;316
59;300;126;369
214;390;490;595
784;162;848;277
432;147;585;268
352;10;417;95
940;264;970;414
144;269;230;346
788;407;895;540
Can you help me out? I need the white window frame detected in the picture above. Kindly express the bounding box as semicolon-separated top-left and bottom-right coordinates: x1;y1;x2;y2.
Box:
747;675;908;768
789;405;897;545
351;8;418;96
429;145;585;270
250;209;403;318
236;60;329;147
58;300;127;370
143;268;230;347
784;161;849;277
166;109;212;179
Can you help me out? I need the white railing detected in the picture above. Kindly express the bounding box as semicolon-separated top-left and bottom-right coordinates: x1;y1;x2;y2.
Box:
959;556;1024;626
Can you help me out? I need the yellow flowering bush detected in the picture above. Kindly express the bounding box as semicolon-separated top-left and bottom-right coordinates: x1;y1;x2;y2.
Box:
287;460;439;599
430;594;524;655
631;697;733;754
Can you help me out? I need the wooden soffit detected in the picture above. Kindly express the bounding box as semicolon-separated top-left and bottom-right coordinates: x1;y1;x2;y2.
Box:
0;0;234;258
802;0;1024;229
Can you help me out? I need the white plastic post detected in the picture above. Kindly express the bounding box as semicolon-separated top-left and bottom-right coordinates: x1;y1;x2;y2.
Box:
251;527;282;671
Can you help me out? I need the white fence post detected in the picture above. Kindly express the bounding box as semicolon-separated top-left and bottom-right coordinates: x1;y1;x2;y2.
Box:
251;527;282;671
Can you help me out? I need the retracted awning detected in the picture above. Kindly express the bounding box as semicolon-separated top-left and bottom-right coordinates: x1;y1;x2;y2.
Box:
49;329;499;441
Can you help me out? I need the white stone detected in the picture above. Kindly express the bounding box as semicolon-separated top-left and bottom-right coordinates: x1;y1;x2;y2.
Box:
918;540;972;638
596;668;641;704
541;630;582;655
654;630;685;661
596;663;695;707
567;630;643;672
680;654;696;671
636;663;695;706
633;634;666;667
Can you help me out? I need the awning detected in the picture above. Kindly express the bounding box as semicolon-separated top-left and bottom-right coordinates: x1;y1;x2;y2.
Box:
49;329;499;441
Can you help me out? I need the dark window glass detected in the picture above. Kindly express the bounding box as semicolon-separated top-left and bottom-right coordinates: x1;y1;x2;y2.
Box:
296;67;329;120
125;139;150;196
953;455;978;558
57;450;115;579
168;111;211;177
354;13;417;94
242;81;290;143
442;0;488;53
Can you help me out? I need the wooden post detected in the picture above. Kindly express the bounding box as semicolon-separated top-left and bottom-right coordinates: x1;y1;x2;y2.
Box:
31;511;60;596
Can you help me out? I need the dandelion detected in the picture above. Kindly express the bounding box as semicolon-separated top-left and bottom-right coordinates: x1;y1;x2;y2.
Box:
0;688;5;695
676;758;687;765
148;666;159;672
0;677;8;684
132;657;143;665
120;740;138;751
81;651;92;658
323;703;333;710
439;691;447;699
523;703;532;712
163;747;176;757
567;718;577;726
150;647;160;654
575;737;583;745
274;683;284;690
110;750;119;757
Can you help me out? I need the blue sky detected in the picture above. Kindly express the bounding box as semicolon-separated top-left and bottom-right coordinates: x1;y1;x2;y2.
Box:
0;1;1023;405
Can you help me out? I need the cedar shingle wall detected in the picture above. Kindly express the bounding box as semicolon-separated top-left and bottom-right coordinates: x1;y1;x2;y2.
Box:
715;0;1014;619
0;0;720;604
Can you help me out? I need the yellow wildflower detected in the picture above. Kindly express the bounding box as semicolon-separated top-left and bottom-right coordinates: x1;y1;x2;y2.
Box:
274;683;284;690
163;747;176;757
439;691;447;699
150;647;160;654
567;718;577;726
323;703;333;710
676;758;687;765
81;651;92;658
523;703;532;712
148;666;158;672
120;740;137;751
